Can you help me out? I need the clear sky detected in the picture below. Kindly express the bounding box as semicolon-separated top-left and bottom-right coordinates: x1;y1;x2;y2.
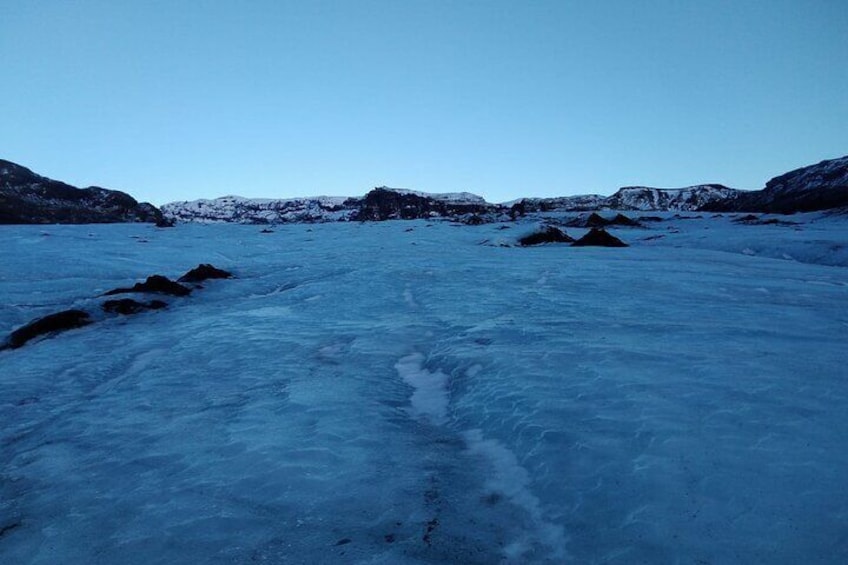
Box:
1;1;846;206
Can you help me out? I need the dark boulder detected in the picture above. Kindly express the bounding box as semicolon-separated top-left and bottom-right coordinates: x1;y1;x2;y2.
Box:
178;264;233;283
518;226;575;246
6;309;92;349
572;228;628;247
104;275;191;297
733;214;760;223
102;298;167;315
611;213;640;226
155;217;175;228
585;212;612;227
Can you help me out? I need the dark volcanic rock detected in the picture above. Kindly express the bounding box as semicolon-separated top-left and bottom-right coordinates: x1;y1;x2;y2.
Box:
354;187;493;221
611;213;640;226
102;298;167;315
704;155;848;213
585;212;612;227
732;214;797;226
0;159;163;224
572;228;628;247
104;275;191;297
178;264;233;283
733;214;760;223
519;226;575;246
6;309;92;349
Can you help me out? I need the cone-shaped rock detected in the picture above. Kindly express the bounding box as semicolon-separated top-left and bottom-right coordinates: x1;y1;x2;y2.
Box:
519;226;575;246
572;228;628;247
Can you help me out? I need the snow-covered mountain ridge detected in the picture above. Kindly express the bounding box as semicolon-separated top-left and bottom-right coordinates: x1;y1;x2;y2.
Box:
2;154;846;224
162;155;847;223
161;185;743;224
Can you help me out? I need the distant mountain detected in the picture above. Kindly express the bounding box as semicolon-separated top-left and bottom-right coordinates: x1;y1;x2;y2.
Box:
161;187;499;224
0;160;163;224
10;154;843;225
604;184;743;211
160;194;359;224
703;155;848;213
354;187;492;221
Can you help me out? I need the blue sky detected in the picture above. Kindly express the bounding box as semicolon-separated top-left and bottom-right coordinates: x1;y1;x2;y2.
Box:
1;0;846;205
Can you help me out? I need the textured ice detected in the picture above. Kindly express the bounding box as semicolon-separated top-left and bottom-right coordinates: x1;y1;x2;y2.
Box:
1;214;847;564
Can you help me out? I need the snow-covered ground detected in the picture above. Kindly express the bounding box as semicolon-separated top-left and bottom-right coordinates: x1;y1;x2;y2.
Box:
1;213;847;564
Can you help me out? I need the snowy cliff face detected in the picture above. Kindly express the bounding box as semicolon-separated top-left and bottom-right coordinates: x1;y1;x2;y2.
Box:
0;159;162;224
605;184;743;211
162;187;498;224
160;195;359;224
507;194;607;213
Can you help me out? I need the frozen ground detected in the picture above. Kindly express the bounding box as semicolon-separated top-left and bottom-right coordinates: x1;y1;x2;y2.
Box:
1;213;847;564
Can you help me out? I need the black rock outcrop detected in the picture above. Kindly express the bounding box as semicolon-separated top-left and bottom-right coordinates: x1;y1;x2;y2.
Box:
102;299;168;315
4;264;231;350
518;226;575;246
611;213;640;226
6;310;92;349
0;159;163;224
104;275;192;297
572;228;628;247
178;264;233;283
353;187;493;221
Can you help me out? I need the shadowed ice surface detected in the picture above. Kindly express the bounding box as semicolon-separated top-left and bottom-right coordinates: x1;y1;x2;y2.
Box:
1;215;847;563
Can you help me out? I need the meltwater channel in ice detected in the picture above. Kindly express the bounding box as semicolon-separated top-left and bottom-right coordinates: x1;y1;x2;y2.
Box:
1;217;847;564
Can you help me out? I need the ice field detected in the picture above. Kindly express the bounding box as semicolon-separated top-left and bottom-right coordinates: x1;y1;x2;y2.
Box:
1;214;847;564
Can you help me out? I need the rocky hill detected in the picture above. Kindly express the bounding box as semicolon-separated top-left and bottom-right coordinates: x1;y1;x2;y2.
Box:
160;194;358;224
604;184;743;211
6;154;845;225
162;184;747;224
703;155;848;213
161;187;500;224
0;160;162;224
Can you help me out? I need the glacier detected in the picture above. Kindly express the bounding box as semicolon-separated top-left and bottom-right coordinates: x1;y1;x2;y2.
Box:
1;213;847;564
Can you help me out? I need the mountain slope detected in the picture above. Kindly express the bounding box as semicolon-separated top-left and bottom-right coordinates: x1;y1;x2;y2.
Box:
605;184;743;211
0;160;162;224
707;155;848;213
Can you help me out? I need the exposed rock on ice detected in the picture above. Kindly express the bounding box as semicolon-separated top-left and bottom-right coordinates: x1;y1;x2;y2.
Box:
104;275;192;297
572;228;628;247
102;299;168;315
518;226;575;246
5;309;92;349
178;264;233;283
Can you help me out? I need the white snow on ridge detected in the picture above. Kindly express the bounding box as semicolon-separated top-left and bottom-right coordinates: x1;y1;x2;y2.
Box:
161;194;355;224
608;184;742;211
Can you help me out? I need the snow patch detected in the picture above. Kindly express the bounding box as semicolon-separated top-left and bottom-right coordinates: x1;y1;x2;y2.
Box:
394;353;449;425
463;428;568;561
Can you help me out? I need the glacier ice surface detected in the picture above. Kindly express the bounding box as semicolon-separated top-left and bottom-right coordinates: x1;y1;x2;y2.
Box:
1;213;847;563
